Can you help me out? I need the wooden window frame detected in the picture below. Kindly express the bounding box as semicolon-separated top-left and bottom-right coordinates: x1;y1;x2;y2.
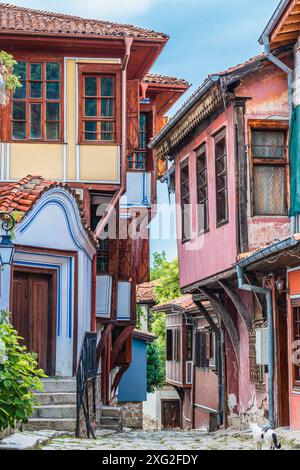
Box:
127;111;150;172
78;64;121;145
291;302;300;390
180;157;191;243
249;120;289;217
9;60;64;143
196;144;209;234
214;128;229;228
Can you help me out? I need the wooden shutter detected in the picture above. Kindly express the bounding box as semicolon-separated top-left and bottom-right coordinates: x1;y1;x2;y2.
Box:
127;79;140;151
167;329;173;361
156;115;168;134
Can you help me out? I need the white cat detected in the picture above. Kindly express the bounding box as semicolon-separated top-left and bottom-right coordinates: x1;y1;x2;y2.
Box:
249;422;264;450
249;422;281;450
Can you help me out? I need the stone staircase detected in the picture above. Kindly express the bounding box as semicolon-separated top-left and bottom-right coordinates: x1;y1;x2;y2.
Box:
98;406;123;433
24;378;77;433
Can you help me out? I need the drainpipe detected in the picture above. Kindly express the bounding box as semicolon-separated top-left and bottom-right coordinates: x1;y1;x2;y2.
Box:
95;38;133;239
236;265;275;428
262;34;295;233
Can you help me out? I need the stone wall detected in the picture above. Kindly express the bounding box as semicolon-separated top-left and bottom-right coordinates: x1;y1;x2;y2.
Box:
118;402;143;429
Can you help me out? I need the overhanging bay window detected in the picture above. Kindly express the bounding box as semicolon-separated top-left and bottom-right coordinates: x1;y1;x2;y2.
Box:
214;129;228;227
251;128;288;216
12;61;62;141
180;158;191;242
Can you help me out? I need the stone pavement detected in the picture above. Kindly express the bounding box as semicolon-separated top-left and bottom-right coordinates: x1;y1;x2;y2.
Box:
40;430;298;451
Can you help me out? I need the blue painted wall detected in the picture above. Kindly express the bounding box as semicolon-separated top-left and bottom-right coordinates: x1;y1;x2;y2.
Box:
118;337;147;402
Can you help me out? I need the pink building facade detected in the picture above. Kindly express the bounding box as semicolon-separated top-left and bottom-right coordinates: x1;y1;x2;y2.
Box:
151;49;298;429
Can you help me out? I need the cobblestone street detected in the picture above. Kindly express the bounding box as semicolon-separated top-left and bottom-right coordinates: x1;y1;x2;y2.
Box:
40;430;296;451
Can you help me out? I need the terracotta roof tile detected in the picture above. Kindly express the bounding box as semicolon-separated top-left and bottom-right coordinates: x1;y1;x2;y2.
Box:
0;3;168;40
136;280;160;304
153;294;211;313
0;175;98;247
143;74;190;88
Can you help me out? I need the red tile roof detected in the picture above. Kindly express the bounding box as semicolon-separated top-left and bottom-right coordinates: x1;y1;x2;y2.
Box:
0;3;168;40
143;74;190;88
0;175;98;247
136;280;159;304
153;295;211;313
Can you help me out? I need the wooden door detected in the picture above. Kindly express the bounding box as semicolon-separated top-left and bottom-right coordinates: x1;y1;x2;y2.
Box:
161;400;181;429
12;270;56;376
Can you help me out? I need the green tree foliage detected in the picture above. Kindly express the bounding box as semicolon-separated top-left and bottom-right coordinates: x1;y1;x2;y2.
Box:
146;341;165;394
0;51;21;94
0;321;46;431
146;252;181;393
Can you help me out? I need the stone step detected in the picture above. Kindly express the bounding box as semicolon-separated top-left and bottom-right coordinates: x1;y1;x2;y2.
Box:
36;392;76;406
97;424;120;431
24;418;76;433
101;406;122;418
99;416;120;426
33;404;76;419
40;378;76;394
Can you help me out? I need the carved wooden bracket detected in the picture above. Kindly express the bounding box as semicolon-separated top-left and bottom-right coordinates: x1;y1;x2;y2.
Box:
111;325;134;370
193;298;220;339
96;323;114;367
198;287;240;367
111;365;130;397
218;280;253;333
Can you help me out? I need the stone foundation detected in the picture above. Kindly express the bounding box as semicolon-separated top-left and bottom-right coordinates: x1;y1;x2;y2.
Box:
143;414;158;430
228;395;269;430
118;402;143;429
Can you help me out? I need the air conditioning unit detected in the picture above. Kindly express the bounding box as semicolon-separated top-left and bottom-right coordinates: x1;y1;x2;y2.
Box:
256;328;268;365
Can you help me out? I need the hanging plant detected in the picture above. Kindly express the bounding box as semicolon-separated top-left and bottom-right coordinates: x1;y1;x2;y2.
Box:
0;51;21;106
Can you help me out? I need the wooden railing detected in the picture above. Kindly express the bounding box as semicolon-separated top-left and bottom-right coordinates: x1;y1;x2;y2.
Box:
76;332;98;439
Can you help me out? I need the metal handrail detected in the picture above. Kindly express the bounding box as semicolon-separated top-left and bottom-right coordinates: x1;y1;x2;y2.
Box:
76;332;98;439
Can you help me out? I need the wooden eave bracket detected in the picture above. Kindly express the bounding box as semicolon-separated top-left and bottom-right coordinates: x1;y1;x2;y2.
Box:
218;280;253;333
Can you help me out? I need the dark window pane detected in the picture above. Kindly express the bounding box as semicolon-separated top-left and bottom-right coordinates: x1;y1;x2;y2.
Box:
46;62;60;81
140;113;147;131
30;103;42;139
253;165;287;215
46;122;60;140
30;81;42;98
252;130;285;159
46;82;60;100
101;77;113;96
101;121;113;141
85;77;97;96
217;191;227;223
30;63;42;80
13;102;26;120
13;81;26;99
101;98;113;117
46;102;60;121
14;62;26;80
12;122;26;140
85;121;97;141
85;98;97;117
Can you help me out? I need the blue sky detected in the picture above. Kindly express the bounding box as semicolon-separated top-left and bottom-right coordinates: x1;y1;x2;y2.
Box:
5;0;279;262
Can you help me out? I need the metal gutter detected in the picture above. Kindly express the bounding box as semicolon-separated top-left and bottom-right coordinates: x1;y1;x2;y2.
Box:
238;236;299;269
259;0;291;45
148;75;219;149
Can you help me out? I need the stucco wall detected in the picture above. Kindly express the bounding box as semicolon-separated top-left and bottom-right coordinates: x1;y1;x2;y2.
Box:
118;337;147;402
176;107;237;289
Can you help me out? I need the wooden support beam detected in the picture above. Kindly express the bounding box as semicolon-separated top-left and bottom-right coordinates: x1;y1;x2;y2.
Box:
96;323;114;366
111;365;130;397
193;298;220;339
218;280;253;333
199;287;240;366
111;325;134;370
